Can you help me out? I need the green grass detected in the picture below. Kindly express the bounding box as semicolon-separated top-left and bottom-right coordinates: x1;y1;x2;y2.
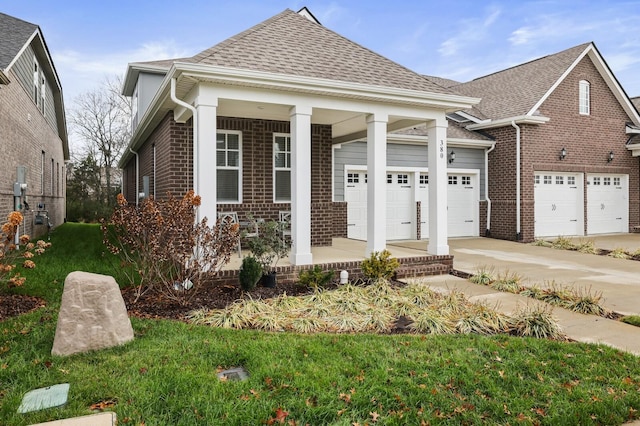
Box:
621;316;640;327
1;224;640;425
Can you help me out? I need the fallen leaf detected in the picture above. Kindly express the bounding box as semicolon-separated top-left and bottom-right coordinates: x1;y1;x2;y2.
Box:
498;370;505;378
337;409;347;416
250;389;260;398
139;367;148;375
90;399;117;411
370;411;380;422
274;407;289;423
531;407;546;417
305;396;317;407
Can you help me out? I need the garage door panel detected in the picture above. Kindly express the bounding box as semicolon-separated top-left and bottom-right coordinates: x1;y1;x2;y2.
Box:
534;172;582;238
587;174;628;235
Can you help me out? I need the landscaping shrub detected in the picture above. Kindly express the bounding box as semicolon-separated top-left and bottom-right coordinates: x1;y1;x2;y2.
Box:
239;256;262;291
469;266;495;285
361;249;399;283
101;191;239;302
0;211;50;288
298;265;334;289
608;247;630;259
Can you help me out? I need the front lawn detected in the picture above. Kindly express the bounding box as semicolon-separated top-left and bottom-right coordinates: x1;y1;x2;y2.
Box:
1;223;639;425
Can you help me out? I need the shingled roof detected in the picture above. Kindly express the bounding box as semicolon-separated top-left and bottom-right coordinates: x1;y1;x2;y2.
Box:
167;9;454;95
450;43;592;120
0;12;38;70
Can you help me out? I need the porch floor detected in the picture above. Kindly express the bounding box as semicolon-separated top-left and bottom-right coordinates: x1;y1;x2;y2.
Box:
222;238;432;271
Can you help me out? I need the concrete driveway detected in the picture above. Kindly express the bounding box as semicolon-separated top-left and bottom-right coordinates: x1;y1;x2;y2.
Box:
448;234;640;316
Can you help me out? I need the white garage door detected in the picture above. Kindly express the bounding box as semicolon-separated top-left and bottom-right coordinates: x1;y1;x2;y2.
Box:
345;172;367;240
534;172;583;237
345;171;414;241
386;173;414;240
418;173;479;239
587;174;628;234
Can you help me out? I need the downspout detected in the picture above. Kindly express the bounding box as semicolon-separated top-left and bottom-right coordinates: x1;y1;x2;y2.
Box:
129;148;139;206
484;142;496;236
511;121;521;240
152;144;156;198
170;78;198;196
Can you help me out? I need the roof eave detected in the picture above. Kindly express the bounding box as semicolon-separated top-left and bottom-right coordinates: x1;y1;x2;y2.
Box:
175;62;481;110
388;133;494;148
466;115;550;130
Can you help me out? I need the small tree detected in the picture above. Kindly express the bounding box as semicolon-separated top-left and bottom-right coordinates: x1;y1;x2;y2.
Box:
245;218;290;275
101;191;239;303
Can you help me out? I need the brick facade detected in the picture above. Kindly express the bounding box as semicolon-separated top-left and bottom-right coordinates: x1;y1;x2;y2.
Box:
0;69;65;239
484;56;640;242
122;115;345;246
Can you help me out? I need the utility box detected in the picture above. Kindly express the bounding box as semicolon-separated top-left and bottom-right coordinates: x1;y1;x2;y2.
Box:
16;166;27;184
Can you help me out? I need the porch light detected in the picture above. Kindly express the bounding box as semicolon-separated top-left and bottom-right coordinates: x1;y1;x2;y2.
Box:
559;147;567;160
448;150;456;164
608;151;614;162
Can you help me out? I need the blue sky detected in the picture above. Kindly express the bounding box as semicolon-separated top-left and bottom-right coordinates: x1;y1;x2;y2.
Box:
3;0;640;104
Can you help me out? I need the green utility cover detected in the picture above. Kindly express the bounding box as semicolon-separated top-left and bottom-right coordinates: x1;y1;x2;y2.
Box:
18;383;70;413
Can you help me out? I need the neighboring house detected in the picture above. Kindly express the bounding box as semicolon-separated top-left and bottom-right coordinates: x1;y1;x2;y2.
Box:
439;42;640;242
119;8;478;265
0;12;68;238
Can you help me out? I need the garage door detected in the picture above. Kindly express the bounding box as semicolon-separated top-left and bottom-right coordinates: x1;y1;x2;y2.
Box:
345;171;414;241
386;173;413;240
345;172;367;240
534;172;583;237
418;173;479;239
587;174;628;234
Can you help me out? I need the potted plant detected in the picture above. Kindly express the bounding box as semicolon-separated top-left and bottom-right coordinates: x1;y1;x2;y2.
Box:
238;255;262;291
245;218;290;287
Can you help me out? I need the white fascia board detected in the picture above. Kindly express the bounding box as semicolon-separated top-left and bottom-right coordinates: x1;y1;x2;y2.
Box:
466;115;550;130
387;134;494;148
626;143;640;156
626;124;640;134
175;62;481;110
455;110;486;124
4;29;37;73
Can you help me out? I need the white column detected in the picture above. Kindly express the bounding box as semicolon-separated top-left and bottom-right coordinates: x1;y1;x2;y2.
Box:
427;118;449;255
195;94;218;224
289;105;313;265
366;113;388;255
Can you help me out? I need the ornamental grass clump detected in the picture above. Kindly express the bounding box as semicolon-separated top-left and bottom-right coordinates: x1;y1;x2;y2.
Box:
564;286;610;317
576;239;598;254
469;266;495;286
510;305;564;340
0;211;50;289
101;191;239;303
491;270;525;293
551;236;576;250
608;247;630;259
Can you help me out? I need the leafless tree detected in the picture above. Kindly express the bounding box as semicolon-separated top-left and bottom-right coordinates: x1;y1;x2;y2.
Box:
70;75;131;207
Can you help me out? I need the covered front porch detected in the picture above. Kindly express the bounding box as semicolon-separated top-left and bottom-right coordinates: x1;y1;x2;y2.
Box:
217;238;453;286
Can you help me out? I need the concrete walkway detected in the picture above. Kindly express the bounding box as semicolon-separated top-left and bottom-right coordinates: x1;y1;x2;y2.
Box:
392;235;640;355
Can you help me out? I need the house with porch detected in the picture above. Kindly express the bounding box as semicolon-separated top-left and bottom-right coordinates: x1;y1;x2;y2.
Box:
0;12;68;238
119;8;479;271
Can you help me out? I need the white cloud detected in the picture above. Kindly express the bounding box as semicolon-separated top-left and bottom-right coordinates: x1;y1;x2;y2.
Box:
438;6;501;57
54;40;193;102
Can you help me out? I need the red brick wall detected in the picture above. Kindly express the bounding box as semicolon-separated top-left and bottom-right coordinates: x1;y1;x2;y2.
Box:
123;115;343;246
484;55;640;242
0;69;66;238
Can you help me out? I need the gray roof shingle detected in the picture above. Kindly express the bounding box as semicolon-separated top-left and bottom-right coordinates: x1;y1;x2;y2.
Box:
172;9;454;94
451;43;591;120
0;12;38;69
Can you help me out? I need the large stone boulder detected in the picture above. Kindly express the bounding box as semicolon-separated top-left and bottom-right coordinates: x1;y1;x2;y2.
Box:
52;271;134;356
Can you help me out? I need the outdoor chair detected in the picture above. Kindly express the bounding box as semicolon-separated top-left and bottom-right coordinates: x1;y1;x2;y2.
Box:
217;211;242;258
279;210;292;244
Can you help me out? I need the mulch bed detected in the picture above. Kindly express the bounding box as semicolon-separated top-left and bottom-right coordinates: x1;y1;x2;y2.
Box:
0;294;47;321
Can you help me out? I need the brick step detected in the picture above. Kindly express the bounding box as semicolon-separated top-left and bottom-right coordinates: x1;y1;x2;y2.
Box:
395;263;450;279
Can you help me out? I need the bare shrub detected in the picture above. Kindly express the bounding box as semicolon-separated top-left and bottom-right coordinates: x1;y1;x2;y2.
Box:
101;191;238;303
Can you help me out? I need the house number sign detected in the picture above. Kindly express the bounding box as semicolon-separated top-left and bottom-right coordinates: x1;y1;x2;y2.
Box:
439;140;444;159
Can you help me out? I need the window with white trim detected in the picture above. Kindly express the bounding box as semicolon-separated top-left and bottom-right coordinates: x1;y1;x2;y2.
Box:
592;177;601;185
419;174;429;185
273;134;291;202
603;177;611;186
568;176;576;186
216;131;241;202
461;176;471;186
535;175;540;185
614;177;621;186
448;175;458;185
40;74;46;114
397;174;408;184
543;175;552;184
579;80;590;115
556;176;564;185
387;174;393;184
50;159;54;195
